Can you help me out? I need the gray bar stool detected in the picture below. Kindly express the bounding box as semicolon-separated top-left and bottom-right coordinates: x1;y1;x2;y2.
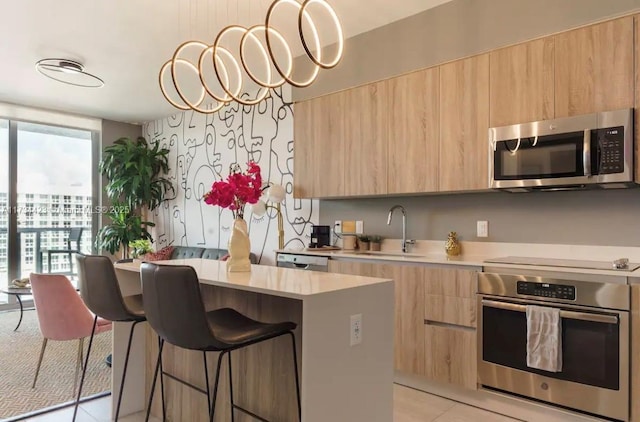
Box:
73;254;153;421
140;262;301;422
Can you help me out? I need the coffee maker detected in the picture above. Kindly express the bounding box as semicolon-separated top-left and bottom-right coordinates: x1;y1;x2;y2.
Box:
309;225;331;248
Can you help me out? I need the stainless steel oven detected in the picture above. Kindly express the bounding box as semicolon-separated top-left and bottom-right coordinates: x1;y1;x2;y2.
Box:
478;272;630;421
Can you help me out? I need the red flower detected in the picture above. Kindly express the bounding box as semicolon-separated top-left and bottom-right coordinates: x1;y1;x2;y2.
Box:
203;161;263;219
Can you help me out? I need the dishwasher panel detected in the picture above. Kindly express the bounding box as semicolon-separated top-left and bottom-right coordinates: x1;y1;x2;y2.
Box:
276;253;329;272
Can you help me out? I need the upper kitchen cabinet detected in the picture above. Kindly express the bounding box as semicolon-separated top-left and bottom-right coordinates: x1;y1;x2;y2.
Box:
439;54;490;192
387;67;440;194
489;38;555;127
344;81;389;196
293;93;345;198
555;17;634;118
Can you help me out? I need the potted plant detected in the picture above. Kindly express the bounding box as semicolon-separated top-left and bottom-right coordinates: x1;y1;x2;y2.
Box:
370;235;382;251
96;136;173;258
129;239;153;261
357;235;370;251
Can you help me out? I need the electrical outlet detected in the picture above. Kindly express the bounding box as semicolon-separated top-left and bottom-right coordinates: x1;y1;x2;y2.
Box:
334;220;342;234
477;221;489;238
350;314;362;346
355;220;364;234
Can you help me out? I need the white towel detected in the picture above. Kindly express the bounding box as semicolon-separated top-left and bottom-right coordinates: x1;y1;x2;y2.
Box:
526;305;562;372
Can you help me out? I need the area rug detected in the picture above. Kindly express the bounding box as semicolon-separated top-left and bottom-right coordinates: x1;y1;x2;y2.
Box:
0;309;111;420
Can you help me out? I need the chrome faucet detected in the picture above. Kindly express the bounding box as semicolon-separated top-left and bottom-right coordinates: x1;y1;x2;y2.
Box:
387;205;414;253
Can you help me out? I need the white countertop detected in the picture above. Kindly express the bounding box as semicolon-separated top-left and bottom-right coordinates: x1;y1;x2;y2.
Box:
115;258;392;300
276;240;640;279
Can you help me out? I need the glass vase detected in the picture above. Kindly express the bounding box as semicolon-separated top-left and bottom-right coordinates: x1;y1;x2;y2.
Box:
227;217;251;272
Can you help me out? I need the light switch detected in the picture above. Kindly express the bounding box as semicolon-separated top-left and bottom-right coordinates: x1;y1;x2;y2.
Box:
355;220;364;234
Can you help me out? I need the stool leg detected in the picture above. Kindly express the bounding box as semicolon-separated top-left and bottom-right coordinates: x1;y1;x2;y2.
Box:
73;338;85;397
289;332;302;421
32;338;48;388
158;337;166;420
203;351;211;415
209;351;226;422
73;316;97;422
146;338;165;422
115;320;142;421
228;351;235;422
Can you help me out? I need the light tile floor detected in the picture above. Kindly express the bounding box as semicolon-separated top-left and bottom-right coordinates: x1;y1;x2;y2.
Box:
24;384;520;421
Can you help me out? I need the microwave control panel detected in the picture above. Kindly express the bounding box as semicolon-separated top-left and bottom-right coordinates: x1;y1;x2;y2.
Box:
517;281;576;300
593;126;624;174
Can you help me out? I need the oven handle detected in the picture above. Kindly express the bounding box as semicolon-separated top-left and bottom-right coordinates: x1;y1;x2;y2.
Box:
481;300;618;324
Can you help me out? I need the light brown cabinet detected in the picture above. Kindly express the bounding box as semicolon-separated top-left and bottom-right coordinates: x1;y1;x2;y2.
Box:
293;94;345;198
295;15;636;198
328;259;426;376
554;16;634;118
439;54;490;192
489;37;555;128
423;267;478;389
343;81;389;196
424;268;477;328
387;68;440;194
328;259;479;390
424;324;477;389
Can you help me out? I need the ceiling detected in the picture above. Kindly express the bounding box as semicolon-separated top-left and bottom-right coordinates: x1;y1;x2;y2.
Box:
0;0;453;123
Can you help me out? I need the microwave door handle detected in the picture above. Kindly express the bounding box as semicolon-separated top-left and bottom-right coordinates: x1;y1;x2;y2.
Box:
583;130;591;176
481;300;618;324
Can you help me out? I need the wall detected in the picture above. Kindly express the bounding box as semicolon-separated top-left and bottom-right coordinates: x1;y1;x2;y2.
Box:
321;189;640;247
143;88;317;265
293;0;640;101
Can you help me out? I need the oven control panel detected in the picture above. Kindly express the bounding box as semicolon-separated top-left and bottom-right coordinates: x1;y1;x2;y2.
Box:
517;281;576;300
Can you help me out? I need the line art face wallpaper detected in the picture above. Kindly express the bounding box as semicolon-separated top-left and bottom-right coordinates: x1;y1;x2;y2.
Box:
143;87;318;264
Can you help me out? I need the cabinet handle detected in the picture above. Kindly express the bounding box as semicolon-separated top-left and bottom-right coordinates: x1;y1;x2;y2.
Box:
424;319;475;331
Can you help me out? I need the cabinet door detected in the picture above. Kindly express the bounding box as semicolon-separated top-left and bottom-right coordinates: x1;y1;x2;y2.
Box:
293;94;345;198
387;265;426;376
343;81;388;196
328;260;425;376
424;324;477;390
489;38;554;127
424;268;477;328
555;16;633;118
636;15;640;184
387;68;439;194
439;54;490;192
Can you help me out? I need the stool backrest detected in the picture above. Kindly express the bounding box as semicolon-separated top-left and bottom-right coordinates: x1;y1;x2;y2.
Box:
141;263;224;350
30;273;96;341
68;227;83;250
76;253;132;321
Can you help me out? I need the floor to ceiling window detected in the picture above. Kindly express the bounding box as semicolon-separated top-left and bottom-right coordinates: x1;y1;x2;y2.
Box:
0;118;103;420
0;120;97;308
0;120;7;306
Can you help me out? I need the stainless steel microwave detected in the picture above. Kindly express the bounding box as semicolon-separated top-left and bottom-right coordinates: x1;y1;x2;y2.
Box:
489;109;634;192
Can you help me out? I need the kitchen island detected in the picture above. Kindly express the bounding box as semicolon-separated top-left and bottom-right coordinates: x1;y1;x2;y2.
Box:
111;258;394;422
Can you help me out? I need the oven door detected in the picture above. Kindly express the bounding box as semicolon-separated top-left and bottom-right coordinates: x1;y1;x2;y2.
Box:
478;296;629;421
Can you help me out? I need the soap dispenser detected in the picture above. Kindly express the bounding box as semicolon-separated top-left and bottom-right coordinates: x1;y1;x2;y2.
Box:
445;231;461;257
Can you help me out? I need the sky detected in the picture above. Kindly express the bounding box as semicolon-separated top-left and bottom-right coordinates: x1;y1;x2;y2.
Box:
0;122;92;196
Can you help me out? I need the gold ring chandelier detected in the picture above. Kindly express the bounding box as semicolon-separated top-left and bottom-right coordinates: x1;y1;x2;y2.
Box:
159;0;344;112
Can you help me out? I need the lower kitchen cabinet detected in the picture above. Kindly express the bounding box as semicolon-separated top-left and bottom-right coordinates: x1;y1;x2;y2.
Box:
424;324;477;390
328;259;426;376
328;259;479;390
